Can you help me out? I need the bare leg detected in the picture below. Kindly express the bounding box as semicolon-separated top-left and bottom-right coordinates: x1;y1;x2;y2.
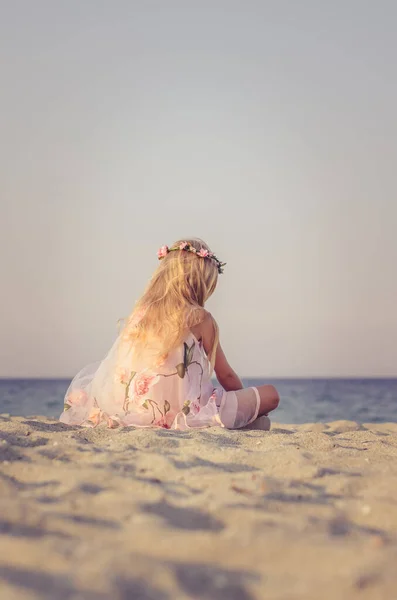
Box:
256;384;279;417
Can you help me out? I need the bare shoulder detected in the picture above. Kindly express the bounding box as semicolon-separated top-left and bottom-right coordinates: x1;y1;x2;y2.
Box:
190;310;216;342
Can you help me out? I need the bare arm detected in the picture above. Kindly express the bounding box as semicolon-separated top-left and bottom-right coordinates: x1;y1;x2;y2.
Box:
213;342;243;391
198;313;243;392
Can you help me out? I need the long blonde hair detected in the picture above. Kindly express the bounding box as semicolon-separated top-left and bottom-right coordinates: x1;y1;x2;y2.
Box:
123;238;220;371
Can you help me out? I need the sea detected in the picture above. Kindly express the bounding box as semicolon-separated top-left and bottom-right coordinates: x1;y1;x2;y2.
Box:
0;378;395;424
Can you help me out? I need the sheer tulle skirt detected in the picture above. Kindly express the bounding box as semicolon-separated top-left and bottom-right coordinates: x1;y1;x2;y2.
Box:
59;332;261;430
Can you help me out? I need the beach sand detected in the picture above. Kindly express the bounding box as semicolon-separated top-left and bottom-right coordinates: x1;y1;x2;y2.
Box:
0;415;397;599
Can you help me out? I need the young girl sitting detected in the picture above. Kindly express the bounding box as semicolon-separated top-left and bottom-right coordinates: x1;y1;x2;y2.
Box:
60;238;279;430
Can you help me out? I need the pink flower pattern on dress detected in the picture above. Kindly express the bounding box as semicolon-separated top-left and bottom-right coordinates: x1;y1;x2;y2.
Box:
115;367;129;385
130;372;159;405
66;390;88;405
190;399;201;415
60;327;234;430
87;407;103;426
154;415;170;429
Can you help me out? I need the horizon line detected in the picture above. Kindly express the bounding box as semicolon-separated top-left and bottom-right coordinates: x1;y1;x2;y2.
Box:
1;376;396;381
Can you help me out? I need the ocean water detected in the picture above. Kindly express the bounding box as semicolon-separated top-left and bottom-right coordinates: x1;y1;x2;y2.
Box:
0;378;395;424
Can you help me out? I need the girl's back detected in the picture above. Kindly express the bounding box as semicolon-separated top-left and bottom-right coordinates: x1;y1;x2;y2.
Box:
60;238;279;430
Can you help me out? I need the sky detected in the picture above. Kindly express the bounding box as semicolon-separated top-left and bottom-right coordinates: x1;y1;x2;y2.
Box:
1;0;396;378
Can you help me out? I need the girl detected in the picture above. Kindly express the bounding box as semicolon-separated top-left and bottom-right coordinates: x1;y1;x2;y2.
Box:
60;238;279;430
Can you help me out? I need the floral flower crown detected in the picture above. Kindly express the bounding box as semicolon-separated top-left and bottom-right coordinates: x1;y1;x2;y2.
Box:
157;241;226;274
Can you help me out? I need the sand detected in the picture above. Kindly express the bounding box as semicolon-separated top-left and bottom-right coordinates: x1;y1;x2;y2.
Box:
0;415;397;600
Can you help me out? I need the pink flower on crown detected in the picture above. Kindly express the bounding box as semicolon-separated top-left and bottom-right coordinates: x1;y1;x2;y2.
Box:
130;371;159;403
198;248;209;258
157;245;169;259
179;241;189;250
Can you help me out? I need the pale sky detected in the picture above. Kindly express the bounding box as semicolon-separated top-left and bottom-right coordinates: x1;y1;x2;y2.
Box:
1;0;396;378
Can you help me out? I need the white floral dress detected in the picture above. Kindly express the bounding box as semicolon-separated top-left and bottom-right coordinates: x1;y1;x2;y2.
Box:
59;332;230;430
